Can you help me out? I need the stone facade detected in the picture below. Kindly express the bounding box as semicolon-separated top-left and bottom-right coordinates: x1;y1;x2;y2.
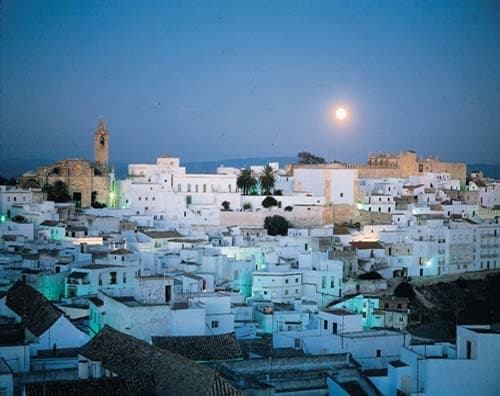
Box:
292;150;467;186
36;118;112;208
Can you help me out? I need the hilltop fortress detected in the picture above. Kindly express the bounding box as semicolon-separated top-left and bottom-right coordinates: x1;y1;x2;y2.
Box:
291;150;467;186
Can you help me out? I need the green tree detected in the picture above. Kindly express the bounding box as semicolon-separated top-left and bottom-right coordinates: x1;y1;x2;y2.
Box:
297;152;326;164
44;181;71;203
262;196;278;208
0;176;17;186
264;215;289;236
259;165;276;195
237;169;257;195
221;200;230;211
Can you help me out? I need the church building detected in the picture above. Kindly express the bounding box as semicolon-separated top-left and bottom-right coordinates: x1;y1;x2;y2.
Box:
35;118;113;208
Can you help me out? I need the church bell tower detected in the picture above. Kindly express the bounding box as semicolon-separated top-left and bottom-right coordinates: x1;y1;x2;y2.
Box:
94;116;109;168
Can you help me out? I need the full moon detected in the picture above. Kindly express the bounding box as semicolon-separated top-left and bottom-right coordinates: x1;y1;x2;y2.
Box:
336;107;347;121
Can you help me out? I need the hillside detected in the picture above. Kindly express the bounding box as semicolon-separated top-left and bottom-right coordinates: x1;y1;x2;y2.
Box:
403;271;500;341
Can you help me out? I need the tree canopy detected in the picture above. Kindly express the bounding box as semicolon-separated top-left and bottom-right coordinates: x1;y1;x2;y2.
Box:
297;152;326;164
43;181;71;203
0;176;17;186
264;215;289;236
237;169;257;195
259;165;276;195
261;196;278;208
394;282;416;299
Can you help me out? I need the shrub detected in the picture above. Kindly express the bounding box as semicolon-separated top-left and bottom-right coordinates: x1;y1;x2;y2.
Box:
262;196;278;208
394;282;416;299
284;205;293;212
264;215;289;236
221;201;230;211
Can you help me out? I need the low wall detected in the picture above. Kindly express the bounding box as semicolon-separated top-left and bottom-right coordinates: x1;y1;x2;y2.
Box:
220;207;324;228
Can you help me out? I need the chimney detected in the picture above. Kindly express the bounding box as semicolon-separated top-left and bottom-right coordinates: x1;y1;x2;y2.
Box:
78;360;89;379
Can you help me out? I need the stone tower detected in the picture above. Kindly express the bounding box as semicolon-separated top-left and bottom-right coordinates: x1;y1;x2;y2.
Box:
94;117;109;168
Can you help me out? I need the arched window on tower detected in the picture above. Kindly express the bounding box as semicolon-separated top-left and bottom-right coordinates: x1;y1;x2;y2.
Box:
100;134;105;146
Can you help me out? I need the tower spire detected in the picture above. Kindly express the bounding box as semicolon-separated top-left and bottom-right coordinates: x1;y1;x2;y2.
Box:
94;116;109;168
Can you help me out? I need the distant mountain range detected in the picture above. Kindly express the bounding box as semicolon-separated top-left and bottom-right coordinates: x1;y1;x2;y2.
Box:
1;157;499;180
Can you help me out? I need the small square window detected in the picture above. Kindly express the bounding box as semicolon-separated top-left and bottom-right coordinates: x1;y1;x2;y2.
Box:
211;320;219;328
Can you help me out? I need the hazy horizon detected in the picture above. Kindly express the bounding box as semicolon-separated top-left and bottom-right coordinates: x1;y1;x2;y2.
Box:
1;1;500;164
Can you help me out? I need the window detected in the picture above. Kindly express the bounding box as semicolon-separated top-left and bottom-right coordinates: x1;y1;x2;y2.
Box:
203;184;207;192
285;279;289;284
178;184;182;192
330;276;335;288
376;349;381;357
164;285;172;303
211;320;219;328
323;320;328;330
187;184;191;192
295;278;299;283
123;272;127;283
285;290;289;295
228;184;232;192
109;272;117;285
340;192;344;198
466;341;472;359
195;184;199;193
321;277;326;289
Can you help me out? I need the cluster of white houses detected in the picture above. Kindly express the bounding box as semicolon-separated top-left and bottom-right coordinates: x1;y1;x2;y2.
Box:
0;133;499;394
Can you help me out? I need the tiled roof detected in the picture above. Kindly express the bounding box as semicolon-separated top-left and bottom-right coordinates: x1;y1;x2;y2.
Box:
471;178;487;188
40;220;62;227
334;226;351;235
350;241;384;250
5;282;62;336
322;308;357;316
142;230;183;239
79;326;240;396
24;376;155;396
152;333;242;362
110;248;133;255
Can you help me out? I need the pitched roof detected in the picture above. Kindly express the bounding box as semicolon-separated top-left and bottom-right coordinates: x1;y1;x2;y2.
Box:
40;220;62;227
79;326;240;396
24;376;155;396
5;282;62;336
350;241;384;250
151;333;242;362
142;230;183;239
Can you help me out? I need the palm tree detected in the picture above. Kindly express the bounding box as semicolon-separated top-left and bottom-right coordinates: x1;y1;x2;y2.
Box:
237;169;257;195
259;165;276;195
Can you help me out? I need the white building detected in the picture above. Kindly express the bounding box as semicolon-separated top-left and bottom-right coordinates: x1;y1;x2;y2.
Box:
369;325;500;396
118;155;240;224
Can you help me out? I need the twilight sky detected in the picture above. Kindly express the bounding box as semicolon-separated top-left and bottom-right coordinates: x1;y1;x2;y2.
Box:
1;0;499;165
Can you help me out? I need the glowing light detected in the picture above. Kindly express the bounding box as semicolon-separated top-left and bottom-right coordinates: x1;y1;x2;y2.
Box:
336;107;347;121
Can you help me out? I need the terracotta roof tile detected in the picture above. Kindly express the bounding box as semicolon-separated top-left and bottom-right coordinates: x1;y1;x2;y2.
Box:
79;326;240;396
152;333;242;362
